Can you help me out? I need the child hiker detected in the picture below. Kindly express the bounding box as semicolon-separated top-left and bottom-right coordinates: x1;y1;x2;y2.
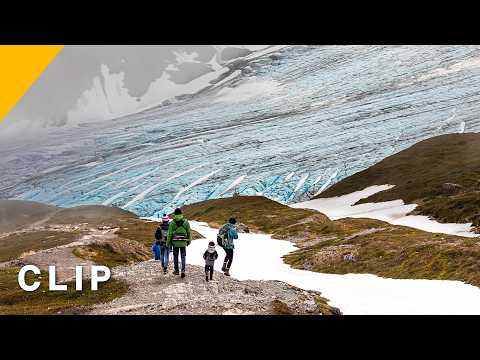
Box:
203;241;218;282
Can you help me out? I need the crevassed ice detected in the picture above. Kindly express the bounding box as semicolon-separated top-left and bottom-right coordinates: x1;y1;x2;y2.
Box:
2;45;480;217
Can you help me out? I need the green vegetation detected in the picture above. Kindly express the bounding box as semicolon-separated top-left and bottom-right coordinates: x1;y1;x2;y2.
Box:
182;196;335;241
271;297;339;315
285;219;480;287
45;205;137;226
183;195;480;287
116;218;203;248
73;239;151;268
315;296;341;315
0;267;128;315
73;218;203;268
317;134;480;228
0;200;58;233
0;230;85;262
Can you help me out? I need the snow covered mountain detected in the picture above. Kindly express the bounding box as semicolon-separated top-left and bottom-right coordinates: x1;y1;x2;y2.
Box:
2;45;480;217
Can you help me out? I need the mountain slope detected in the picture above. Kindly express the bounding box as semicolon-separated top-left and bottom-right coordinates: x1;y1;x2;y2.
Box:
183;195;480;287
0;200;59;233
317;133;480;229
181;196;335;241
89;262;340;315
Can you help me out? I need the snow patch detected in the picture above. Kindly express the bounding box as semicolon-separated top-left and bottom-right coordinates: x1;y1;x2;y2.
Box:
293;185;478;238
214;78;284;104
187;221;480;315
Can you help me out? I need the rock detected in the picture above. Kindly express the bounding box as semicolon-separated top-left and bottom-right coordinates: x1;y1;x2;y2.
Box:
236;223;250;233
441;183;463;195
343;254;356;262
89;261;341;315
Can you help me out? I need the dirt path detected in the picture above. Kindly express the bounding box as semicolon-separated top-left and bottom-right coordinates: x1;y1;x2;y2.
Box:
17;227;118;282
89;261;340;315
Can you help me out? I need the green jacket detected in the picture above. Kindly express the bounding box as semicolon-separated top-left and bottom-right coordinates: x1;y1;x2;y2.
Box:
166;214;192;248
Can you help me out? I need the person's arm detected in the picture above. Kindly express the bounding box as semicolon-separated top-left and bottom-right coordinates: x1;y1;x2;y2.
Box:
203;251;207;260
186;220;192;244
214;251;218;260
166;222;174;247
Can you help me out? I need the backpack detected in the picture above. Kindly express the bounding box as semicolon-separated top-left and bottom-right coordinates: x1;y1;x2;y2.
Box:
172;218;188;240
155;227;163;241
160;220;170;239
160;220;170;232
217;225;228;247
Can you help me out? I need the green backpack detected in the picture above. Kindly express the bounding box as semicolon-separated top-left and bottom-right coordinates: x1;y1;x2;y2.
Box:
173;218;188;240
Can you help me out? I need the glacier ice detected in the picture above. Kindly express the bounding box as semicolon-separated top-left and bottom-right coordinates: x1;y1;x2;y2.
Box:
3;45;480;217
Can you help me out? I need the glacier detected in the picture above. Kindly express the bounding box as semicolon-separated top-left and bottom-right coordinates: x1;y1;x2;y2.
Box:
2;45;480;218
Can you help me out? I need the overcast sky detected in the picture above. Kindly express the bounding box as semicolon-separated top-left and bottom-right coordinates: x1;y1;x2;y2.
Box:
2;45;276;132
4;46;221;124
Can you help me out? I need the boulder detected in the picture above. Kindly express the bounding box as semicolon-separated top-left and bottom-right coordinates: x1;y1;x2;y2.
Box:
441;183;463;195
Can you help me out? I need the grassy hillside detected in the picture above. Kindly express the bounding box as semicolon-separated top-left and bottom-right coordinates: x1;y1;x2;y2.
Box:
317;133;480;228
0;200;59;233
284;218;480;287
0;267;128;315
0;230;86;262
0;201;141;263
182;196;338;242
46;205;137;226
183;195;480;287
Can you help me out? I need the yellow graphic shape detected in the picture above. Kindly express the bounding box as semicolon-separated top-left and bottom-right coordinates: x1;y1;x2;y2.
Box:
0;45;64;122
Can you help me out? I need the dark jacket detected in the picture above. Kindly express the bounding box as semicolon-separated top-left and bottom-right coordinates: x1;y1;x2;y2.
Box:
203;250;219;266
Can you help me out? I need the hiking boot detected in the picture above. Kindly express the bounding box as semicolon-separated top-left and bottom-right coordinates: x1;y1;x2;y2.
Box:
173;270;180;275
181;272;186;279
221;262;228;272
224;270;230;277
163;268;167;275
205;275;209;282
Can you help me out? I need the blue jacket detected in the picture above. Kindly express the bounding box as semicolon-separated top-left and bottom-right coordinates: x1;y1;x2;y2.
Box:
152;243;161;260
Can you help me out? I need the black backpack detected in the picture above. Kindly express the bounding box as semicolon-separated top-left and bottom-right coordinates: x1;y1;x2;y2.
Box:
155;227;163;241
217;225;228;247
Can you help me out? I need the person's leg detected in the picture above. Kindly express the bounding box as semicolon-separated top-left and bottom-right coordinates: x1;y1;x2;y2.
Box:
205;265;209;281
222;247;228;272
162;245;169;272
209;265;214;280
180;247;186;275
224;249;233;276
160;245;165;269
227;249;234;269
173;246;179;274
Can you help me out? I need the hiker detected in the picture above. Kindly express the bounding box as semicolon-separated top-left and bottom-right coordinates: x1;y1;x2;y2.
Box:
151;240;162;261
217;217;238;277
166;208;192;278
203;241;219;282
154;213;171;274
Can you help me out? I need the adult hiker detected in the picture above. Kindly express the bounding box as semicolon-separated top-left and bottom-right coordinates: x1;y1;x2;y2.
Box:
217;217;238;277
154;213;171;274
166;208;192;278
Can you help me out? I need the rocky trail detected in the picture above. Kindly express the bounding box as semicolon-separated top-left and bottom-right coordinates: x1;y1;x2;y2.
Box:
1;226;119;282
89;260;340;315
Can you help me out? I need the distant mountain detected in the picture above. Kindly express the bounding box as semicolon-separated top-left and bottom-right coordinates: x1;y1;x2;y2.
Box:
0;200;58;233
0;199;136;234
